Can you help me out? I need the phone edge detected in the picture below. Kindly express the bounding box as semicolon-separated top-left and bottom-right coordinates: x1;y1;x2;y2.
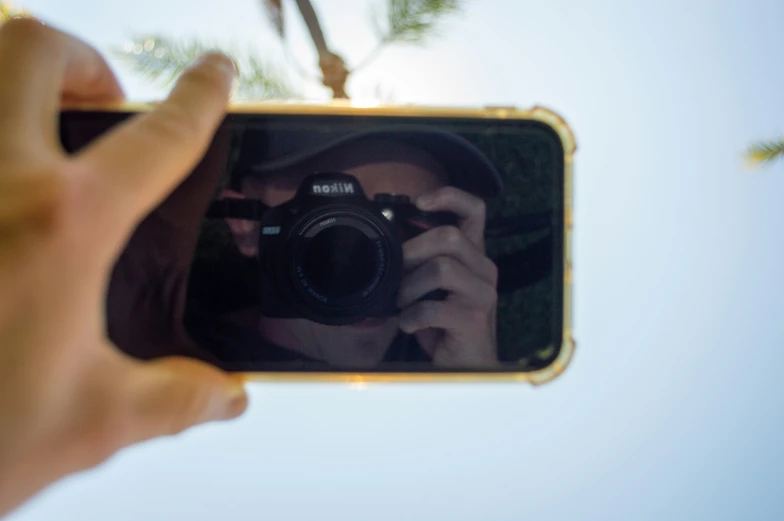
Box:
63;101;577;386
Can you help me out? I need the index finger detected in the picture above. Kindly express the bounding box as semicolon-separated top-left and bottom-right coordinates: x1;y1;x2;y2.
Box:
0;19;123;151
74;53;236;242
415;186;487;250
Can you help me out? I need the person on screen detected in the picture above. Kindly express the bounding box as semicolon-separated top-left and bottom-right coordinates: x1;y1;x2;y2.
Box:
191;130;503;369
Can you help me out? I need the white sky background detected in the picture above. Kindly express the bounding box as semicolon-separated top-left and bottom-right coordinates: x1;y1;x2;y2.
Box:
6;1;784;520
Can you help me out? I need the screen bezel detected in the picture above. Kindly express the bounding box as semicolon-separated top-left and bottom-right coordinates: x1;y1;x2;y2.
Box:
60;102;576;386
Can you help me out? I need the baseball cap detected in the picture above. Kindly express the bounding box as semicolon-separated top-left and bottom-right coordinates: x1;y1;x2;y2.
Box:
231;124;504;199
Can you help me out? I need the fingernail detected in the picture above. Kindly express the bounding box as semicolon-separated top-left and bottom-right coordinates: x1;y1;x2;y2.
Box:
416;195;434;209
193;52;238;80
215;379;248;421
224;392;249;420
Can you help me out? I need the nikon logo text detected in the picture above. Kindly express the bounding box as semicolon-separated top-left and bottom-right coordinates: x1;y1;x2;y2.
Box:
312;182;354;195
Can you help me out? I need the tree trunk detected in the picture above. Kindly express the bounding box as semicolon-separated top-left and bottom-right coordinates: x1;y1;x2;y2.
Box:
294;0;349;99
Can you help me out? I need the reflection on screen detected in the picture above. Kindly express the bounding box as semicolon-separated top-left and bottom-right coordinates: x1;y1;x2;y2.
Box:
62;113;565;373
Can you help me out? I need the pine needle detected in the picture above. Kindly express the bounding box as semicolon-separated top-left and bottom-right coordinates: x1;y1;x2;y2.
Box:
383;0;463;44
745;139;784;167
113;35;300;100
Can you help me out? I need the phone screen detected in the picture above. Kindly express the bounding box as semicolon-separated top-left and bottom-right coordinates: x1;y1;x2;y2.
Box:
60;110;566;374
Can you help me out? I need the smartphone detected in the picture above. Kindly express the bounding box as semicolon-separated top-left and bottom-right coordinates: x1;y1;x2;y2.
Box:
59;103;575;385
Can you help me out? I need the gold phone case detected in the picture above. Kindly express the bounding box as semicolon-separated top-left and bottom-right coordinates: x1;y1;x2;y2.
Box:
66;100;576;386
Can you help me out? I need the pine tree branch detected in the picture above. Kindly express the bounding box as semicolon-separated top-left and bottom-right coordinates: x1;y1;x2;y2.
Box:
354;0;464;72
294;0;328;53
745;139;784;168
378;0;463;45
113;35;202;87
113;35;300;100
256;1;322;86
0;1;29;22
260;0;284;38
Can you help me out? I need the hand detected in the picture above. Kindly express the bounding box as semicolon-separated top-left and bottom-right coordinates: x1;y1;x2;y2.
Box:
0;20;247;517
397;186;500;367
103;121;233;364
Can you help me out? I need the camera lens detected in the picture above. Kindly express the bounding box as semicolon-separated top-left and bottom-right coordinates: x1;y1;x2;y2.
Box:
301;226;378;298
288;207;403;324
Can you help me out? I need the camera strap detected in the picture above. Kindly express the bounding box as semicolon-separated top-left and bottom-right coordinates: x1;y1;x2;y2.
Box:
205;199;268;220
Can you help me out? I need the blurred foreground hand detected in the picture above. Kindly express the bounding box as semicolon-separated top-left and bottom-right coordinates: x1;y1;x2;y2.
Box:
0;19;247;517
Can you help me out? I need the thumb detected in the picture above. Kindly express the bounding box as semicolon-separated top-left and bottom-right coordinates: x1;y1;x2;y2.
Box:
123;356;248;445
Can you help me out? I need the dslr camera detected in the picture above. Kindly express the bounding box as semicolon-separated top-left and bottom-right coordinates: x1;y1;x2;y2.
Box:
210;172;457;325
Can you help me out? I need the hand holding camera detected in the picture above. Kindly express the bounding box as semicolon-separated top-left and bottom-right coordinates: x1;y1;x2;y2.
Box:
398;185;500;368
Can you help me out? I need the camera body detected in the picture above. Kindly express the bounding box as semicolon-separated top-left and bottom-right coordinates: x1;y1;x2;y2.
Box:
256;172;457;325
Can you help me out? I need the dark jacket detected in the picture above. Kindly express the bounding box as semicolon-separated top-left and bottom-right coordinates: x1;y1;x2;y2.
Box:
185;311;432;371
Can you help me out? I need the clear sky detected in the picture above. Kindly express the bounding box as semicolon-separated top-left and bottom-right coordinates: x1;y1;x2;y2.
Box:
6;1;784;520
